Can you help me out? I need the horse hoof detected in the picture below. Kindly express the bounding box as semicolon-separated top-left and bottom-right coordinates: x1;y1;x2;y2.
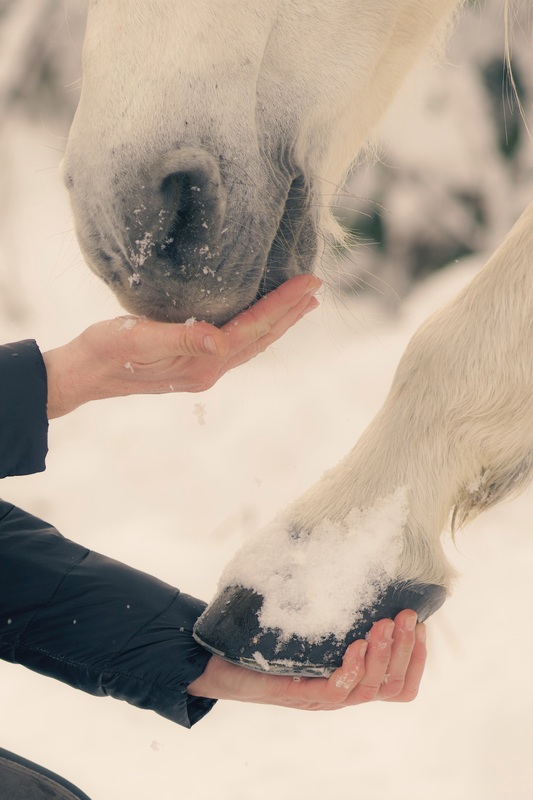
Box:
193;581;446;676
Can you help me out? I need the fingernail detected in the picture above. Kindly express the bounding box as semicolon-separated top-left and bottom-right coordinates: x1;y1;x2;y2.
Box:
306;277;322;295
405;613;417;632
359;641;368;658
384;621;395;641
203;335;218;355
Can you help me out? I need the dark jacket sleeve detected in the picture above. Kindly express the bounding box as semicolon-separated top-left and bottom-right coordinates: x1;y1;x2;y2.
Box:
0;500;216;727
0;340;48;477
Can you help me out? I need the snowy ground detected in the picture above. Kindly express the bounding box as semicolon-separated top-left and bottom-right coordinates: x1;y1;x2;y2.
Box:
1;120;533;800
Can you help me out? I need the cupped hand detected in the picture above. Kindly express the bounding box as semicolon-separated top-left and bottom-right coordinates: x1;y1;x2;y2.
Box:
43;274;321;418
187;610;427;710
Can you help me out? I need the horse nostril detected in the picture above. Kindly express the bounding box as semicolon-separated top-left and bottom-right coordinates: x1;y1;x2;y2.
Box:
159;171;206;252
150;147;227;265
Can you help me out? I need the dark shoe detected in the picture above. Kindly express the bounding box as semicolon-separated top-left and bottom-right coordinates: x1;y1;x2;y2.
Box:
0;748;91;800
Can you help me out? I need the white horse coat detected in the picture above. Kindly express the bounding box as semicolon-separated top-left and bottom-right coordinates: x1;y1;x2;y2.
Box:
64;0;533;671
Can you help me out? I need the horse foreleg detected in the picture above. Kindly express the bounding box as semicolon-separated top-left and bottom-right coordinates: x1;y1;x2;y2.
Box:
194;201;533;675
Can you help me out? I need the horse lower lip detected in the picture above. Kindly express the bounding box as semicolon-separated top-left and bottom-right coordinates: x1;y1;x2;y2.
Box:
193;581;446;676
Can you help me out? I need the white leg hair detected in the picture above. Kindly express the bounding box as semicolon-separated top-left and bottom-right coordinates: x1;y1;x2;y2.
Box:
285;201;533;592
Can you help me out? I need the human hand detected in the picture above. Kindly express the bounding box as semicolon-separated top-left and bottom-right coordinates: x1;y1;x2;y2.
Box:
43;274;321;418
187;610;427;710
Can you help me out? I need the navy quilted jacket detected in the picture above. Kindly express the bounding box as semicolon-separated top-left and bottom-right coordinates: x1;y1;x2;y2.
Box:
0;340;215;727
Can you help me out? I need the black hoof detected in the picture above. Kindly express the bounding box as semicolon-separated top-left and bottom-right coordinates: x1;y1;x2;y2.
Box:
193;581;446;676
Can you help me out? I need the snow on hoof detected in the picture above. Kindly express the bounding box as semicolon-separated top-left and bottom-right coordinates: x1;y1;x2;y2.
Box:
193;581;446;676
193;489;447;676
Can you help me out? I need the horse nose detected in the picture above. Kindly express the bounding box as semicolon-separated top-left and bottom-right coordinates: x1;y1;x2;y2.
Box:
193;581;446;676
140;147;227;273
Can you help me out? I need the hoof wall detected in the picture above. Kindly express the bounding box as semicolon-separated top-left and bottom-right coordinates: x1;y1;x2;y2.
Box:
193;581;446;676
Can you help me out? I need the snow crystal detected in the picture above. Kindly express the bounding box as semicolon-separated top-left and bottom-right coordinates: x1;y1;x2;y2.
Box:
252;652;271;671
128;273;140;287
124;362;134;372
193;403;207;425
335;669;360;690
184;317;197;327
218;488;409;642
131;230;154;268
119;317;138;330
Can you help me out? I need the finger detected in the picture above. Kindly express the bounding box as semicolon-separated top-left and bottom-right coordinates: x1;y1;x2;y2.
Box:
323;639;369;705
163;322;229;358
247;274;322;326
174;275;320;358
222;294;320;373
376;610;417;700
258;293;320;344
222;274;321;351
348;619;395;704
385;623;427;703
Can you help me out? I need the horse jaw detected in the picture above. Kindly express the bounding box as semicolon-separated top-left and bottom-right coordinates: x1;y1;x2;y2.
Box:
63;0;461;323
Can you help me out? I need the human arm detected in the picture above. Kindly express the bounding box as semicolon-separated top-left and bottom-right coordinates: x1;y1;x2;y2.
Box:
0;490;428;718
0;275;319;472
42;274;321;418
0;499;426;725
0;500;215;727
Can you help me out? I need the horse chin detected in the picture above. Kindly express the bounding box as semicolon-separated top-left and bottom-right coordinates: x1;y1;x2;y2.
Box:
108;277;254;326
95;262;277;325
84;222;315;325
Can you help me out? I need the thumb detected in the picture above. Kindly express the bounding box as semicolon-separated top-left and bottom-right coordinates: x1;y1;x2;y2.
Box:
158;320;230;357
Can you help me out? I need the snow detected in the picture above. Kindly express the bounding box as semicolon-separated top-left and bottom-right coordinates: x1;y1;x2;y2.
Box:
252;652;271;672
119;317;138;331
193;402;207;425
132;230;154;268
219;489;408;642
1;122;533;799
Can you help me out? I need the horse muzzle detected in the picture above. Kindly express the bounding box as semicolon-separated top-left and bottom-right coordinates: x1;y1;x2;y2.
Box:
66;144;317;325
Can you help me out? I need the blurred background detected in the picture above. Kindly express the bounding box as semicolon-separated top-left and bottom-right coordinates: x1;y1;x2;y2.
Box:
1;2;533;800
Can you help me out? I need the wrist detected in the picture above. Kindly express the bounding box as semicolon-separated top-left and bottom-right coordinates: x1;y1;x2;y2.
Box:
42;339;107;418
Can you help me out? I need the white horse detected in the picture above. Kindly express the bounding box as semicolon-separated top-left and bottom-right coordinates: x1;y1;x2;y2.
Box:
64;0;533;674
